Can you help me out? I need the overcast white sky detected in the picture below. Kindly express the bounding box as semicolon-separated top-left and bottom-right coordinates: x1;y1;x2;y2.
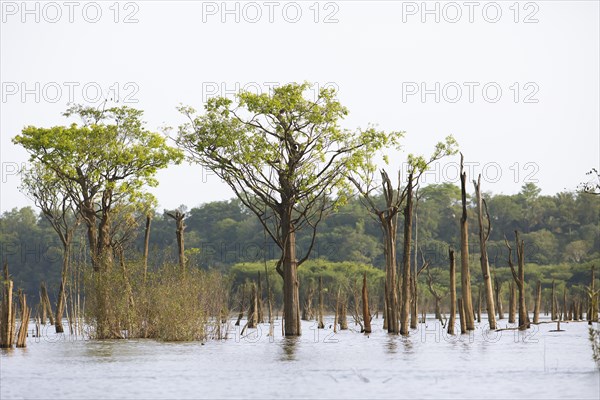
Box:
1;0;598;213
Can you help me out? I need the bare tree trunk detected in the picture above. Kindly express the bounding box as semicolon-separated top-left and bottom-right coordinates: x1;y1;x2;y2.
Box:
460;155;475;330
1;264;15;348
494;278;504;320
562;286;568;321
362;271;371;334
281;213;301;336
55;243;70;333
257;272;264;323
568;301;574;321
590;265;598;324
533;281;542;324
410;275;418;329
334;288;340;333
302;282;314;321
247;283;257;329
167;211;186;271
383;286;388;330
16;290;31;348
508;281;516;324
476;286;482;324
458;298;467;334
506;232;529;330
448;249;456;335
411;194;419;330
318;276;325;329
551;280;557;320
400;173;414;335
473;175;496;329
40;282;54;325
143;214;151;282
339;291;348;330
383;216;399;334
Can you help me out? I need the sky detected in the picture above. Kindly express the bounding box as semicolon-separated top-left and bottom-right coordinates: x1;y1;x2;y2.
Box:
1;0;599;213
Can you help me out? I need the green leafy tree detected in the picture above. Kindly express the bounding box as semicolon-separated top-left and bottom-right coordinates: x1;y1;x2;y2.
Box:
177;82;400;336
13;104;183;272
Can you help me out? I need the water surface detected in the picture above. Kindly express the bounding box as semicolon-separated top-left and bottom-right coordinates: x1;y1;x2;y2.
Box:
2;316;599;399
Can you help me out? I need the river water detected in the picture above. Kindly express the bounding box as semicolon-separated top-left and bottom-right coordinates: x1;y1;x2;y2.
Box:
1;316;599;399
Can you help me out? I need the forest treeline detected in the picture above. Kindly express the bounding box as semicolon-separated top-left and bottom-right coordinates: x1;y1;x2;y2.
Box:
2;182;598;304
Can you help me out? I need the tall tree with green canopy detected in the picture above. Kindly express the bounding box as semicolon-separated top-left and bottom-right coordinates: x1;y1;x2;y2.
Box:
13;104;184;272
176;82;400;336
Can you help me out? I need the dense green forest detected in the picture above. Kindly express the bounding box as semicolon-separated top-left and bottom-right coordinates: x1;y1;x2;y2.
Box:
2;182;598;306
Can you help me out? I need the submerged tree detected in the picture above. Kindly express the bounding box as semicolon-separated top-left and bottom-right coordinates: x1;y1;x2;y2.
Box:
459;154;475;330
473;174;496;329
349;138;457;334
14;104;183;339
506;231;530;330
177;82;399;336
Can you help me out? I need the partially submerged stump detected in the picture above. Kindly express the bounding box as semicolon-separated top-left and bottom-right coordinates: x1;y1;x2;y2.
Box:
16;290;31;348
362;272;371;334
1;272;15;348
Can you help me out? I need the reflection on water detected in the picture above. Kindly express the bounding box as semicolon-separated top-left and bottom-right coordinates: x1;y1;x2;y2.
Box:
279;336;298;361
1;316;599;399
386;336;398;353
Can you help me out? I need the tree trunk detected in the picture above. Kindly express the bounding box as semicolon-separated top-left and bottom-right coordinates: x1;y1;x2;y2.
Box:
143;215;151;281
476;286;482;324
508;281;516;324
411;196;419;330
410;275;418;329
55;243;70;333
383;286;388;330
382;216;399;334
400;173;414;335
362;271;371;334
551;280;557;320
282;213;301;335
473;175;496;329
40;282;54;325
318;276;325;329
97;190;114;271
257;272;264;323
334;289;339;333
1;267;15;348
339;292;348;330
515;234;529;329
562;287;568;321
16;290;30;348
458;298;467;334
302;283;314;321
247;283;257;329
448;248;456;335
81;201;99;271
494;278;504;320
533;281;542;324
590;265;598;324
460;155;475;330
